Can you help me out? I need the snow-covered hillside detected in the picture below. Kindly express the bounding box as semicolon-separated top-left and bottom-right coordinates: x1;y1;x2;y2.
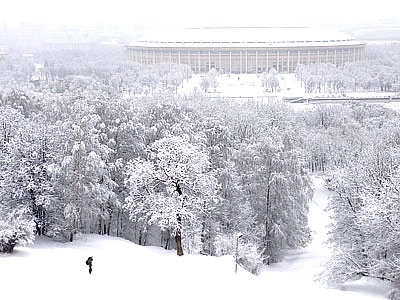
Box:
0;176;389;300
259;176;389;299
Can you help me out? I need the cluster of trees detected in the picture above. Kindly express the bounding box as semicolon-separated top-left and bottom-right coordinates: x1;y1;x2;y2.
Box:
296;101;400;299
199;68;219;92
4;41;400;297
0;45;192;97
283;42;400;298
0;45;312;274
296;59;400;94
262;68;280;92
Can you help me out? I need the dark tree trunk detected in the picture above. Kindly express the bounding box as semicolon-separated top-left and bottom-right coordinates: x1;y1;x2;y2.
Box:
116;209;122;237
264;172;272;265
163;233;171;250
175;214;184;256
174;181;185;256
139;229;144;245
69;231;74;242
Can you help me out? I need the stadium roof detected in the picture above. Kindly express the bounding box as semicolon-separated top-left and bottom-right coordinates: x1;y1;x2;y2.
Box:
129;27;365;48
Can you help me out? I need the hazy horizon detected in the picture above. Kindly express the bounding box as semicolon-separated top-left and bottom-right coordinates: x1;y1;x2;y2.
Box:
2;0;400;32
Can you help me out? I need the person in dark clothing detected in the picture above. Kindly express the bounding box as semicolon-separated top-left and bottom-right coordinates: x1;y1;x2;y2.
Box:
86;256;93;274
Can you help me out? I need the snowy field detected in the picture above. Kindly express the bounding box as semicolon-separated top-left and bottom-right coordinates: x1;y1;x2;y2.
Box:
179;73;305;100
179;73;400;111
0;176;389;300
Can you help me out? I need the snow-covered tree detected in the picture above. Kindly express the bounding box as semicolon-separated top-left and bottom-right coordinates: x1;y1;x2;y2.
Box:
124;135;219;256
230;100;312;263
200;68;218;92
0;106;25;151
93;96;145;238
0;106;52;243
51;95;116;242
262;68;280;92
0;120;55;236
321;141;400;289
141;98;196;145
0;208;35;253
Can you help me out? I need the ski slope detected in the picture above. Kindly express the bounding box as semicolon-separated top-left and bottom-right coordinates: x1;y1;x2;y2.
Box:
0;176;389;300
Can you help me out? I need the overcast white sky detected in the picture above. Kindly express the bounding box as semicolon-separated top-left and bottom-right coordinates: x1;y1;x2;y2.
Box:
1;0;400;29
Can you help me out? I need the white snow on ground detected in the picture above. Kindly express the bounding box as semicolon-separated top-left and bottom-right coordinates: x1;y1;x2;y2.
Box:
0;176;390;300
179;73;400;111
180;73;293;99
259;176;389;299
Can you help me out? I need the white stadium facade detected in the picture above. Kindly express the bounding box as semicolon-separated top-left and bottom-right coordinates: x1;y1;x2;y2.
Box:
127;27;366;74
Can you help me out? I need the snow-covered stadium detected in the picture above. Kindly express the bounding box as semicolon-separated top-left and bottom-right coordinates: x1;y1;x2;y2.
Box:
127;27;366;74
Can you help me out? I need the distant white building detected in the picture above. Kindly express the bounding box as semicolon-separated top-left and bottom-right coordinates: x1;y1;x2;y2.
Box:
127;27;366;74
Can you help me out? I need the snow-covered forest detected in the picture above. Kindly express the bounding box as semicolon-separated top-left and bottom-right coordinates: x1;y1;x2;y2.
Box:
295;43;400;94
2;42;400;298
